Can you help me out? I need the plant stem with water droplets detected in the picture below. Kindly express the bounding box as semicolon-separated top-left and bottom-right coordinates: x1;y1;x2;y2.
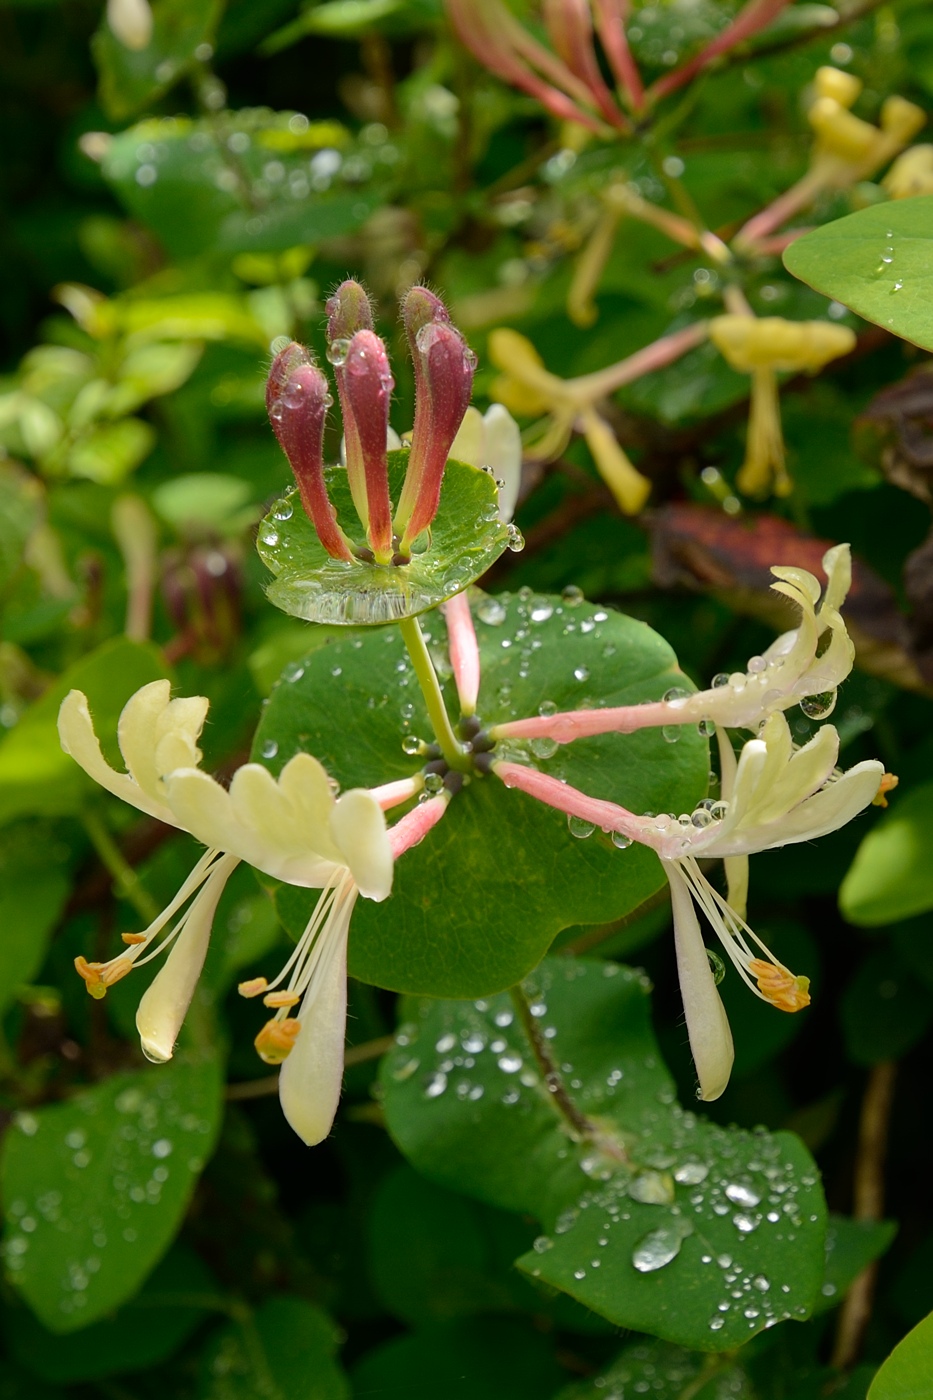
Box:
399;615;468;771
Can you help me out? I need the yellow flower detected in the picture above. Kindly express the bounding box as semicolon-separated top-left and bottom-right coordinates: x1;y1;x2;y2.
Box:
883;145;933;199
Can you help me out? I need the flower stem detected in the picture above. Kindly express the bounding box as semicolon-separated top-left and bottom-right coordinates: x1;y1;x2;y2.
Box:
510;983;628;1165
399;615;467;770
82;810;159;926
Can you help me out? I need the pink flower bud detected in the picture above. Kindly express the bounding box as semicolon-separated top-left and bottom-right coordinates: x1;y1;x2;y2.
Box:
394;288;476;552
340;330;395;562
266;342;352;562
325;279;374;349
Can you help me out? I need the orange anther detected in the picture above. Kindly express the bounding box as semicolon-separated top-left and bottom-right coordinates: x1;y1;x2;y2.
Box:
238;977;269;999
75;956;107;1001
263;991;301;1009
748;958;811;1013
873;772;899;808
255;1017;301;1065
121;932;148;945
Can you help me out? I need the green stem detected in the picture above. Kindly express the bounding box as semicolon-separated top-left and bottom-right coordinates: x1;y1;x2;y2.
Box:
398;615;467;771
82;810;159;927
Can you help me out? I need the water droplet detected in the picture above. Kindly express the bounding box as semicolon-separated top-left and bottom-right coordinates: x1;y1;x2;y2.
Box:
706;950;726;985
733;1212;760;1233
709;1315;726;1331
268;400;285;423
799;689;837;720
402;735;424;755
674;1161;709;1184
424;773;445;795
530;599;553;623
476;597;506;626
259;525;279;547
260;739;278;760
712;673;729;688
568;815;596;839
497;1053;523;1073
561;585;584;606
611;831;633;850
270;335;291;355
272;497;293;521
629;1171;675;1205
754;1274;771;1292
573;666;590;683
424;1071;447;1099
631;1219;693;1273
662;726;681;744
326;337;351;366
533;1235;553;1253
435;1033;457;1053
506;525;524;552
530;737;559;759
725;1180;762;1207
698;717;716;737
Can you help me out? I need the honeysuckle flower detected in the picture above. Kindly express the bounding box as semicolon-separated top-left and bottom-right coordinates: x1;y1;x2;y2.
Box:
57;679;426;1145
883;145;933;199
708;315;856;497
491;544;855;747
487;323;708;514
735;67;925;251
494;711;883;1099
267;282;475;568
449;403;522;522
106;0;153;50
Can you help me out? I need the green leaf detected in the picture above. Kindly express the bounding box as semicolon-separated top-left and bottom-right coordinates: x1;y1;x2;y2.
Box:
1;1049;223;1331
0;462;42;598
253;591;707;995
556;1338;753;1400
3;1245;217;1382
840;953;932;1066
199;1296;348;1399
0;825;71;1013
784;199;933;353
350;1317;562;1400
66;418;155;485
840;784;933;925
381;958;827;1350
257;454;512;625
816;1215;898;1314
92;0;225;121
0;636;168;827
101;113;388;259
868;1311;933;1400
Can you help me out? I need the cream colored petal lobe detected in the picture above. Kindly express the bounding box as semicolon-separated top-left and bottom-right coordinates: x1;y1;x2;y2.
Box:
278;906;351;1146
330;790;393;901
164;768;253;857
484;404;522;523
668;865;734;1102
58;689;175;824
277;754;344;864
820;543;851;617
760;761;883;846
117;680;173;798
154;730;201;777
448;405;485;468
229;763;302;855
135;854;238;1063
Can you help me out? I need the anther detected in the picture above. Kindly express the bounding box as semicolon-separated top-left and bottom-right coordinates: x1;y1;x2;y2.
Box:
121;932;148;945
238;977;269;999
255;1017;301;1065
263;991;301;1009
748;959;810;1013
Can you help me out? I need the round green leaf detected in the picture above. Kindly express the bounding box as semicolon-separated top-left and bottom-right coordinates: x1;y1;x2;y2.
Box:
868;1311;933;1400
257;453;511;625
784;199;933;352
1;1050;223;1332
253;590;707;996
840;784;933;926
381;958;828;1351
200;1296;348;1400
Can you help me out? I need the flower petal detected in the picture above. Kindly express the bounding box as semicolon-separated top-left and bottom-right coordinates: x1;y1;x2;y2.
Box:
668;865;734;1102
483;403;522;523
330;789;393;901
58;689;176;825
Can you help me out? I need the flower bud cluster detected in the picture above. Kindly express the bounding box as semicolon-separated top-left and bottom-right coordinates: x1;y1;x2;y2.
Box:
265;282;476;566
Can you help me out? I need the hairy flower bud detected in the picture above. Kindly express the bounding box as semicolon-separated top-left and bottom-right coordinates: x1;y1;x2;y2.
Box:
341;330;395;561
266;342;352;562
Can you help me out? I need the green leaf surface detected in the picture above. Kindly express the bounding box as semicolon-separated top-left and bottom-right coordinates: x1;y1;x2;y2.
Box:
840;953;932;1066
784;200;933;353
868;1311;933;1400
1;1050;223;1332
840;784;933;925
0;462;42;598
381;958;827;1349
253;591;707;995
93;0;225;121
0;637;167;827
0;826;70;1012
4;1245;217;1382
257;454;511;625
199;1296;348;1399
349;1316;562;1400
556;1338;753;1400
817;1215;897;1314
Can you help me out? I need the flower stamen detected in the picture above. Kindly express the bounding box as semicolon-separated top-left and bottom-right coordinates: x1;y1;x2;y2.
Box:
255;1017;301;1065
748;958;811;1012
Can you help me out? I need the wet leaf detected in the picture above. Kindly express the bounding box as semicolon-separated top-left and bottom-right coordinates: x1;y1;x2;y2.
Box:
93;0;225;121
556;1337;753;1399
199;1296;348;1399
254;591;707;996
257;454;511;625
1;1050;223;1331
784;199;933;354
868;1309;933;1400
381;959;827;1349
840;784;933;925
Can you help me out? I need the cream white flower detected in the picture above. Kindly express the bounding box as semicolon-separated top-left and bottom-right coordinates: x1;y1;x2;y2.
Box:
449;403;523;522
58;679;394;1145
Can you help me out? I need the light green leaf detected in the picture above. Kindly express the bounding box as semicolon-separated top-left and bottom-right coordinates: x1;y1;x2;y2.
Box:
3;1245;217;1382
0;462;42;598
92;0;225;121
258;454;511;625
199;1296;348;1399
67;418;155;485
109;341;204;415
254;591;707;995
869;1311;933;1400
840;784;933;925
0;636;167;826
1;1050;223;1332
0;825;70;1013
784;199;933;352
381;958;827;1349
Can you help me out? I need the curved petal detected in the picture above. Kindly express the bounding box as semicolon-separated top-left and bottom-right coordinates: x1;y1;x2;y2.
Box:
135;853;238;1062
118;683;209;801
819;543;851;619
448;405;485;468
278;896;352;1146
668;865;734;1102
757;760;883;847
330;789;393;901
483;403;523;523
58;689;176;826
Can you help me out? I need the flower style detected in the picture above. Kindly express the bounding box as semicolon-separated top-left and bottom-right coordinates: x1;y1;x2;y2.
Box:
57;679;426;1145
492;543;855;748
487;323;708;514
494;711;883;1100
708;315;856;498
